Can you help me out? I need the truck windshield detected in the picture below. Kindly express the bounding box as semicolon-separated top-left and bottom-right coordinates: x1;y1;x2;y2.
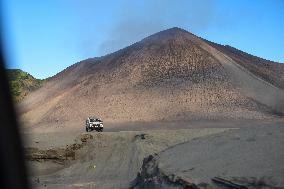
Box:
90;118;100;122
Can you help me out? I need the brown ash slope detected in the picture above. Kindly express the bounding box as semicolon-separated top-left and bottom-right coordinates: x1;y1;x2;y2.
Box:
209;42;284;90
20;27;284;130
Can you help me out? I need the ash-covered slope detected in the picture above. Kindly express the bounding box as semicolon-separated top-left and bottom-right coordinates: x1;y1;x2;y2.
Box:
209;42;284;90
20;27;284;130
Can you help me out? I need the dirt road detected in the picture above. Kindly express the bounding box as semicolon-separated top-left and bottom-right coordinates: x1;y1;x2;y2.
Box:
26;128;229;189
24;119;284;189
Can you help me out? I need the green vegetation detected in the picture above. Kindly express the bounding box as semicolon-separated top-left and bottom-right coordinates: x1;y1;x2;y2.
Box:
7;69;43;102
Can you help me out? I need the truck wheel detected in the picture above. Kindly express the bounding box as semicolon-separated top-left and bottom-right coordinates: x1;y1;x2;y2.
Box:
86;127;89;132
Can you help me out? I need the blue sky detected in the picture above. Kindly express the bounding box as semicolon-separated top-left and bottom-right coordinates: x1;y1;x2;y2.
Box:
1;0;284;79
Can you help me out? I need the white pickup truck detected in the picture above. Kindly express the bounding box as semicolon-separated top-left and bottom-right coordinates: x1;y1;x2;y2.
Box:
85;117;103;132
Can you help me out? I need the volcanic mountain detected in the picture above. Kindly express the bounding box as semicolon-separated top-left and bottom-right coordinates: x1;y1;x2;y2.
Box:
19;27;284;131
